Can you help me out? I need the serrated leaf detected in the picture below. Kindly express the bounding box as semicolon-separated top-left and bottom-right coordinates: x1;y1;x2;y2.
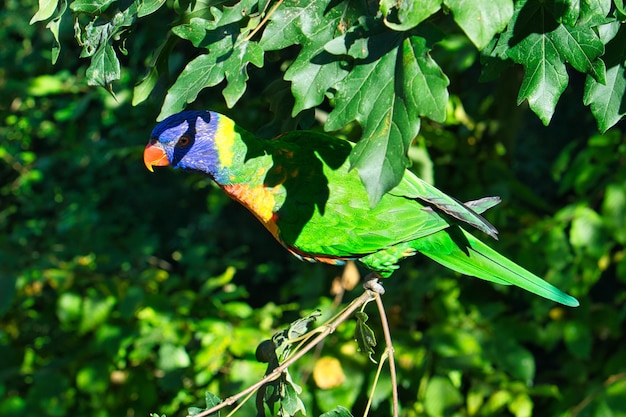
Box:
222;41;264;107
163;19;262;118
444;0;513;49
583;26;626;132
260;0;354;115
554;24;604;81
502;0;605;124
508;36;566;123
381;0;441;31
326;31;448;205
30;0;59;24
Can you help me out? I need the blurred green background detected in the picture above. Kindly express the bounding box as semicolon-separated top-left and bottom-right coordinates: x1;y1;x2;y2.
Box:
2;1;626;416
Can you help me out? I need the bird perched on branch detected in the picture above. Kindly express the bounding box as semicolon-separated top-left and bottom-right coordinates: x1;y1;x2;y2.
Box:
144;110;578;307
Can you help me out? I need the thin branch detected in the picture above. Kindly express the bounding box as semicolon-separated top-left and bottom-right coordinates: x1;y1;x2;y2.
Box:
362;349;389;417
374;292;399;417
243;0;284;42
192;290;375;417
570;372;626;417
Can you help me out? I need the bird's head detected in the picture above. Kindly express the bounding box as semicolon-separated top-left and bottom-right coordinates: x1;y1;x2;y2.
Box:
144;110;224;177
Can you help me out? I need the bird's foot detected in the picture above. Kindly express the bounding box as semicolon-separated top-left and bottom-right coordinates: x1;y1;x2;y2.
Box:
363;273;385;295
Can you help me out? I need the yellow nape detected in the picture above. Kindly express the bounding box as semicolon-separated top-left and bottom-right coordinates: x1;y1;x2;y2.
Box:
214;115;236;168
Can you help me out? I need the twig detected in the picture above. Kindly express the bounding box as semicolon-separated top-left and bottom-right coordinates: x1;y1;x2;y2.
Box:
243;0;285;42
192;290;375;417
374;292;399;417
362;349;389;417
569;372;626;417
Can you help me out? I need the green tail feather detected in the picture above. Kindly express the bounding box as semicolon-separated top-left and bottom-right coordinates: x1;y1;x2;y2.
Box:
413;226;579;307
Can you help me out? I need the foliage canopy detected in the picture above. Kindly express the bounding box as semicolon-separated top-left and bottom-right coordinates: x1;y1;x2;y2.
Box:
32;0;626;203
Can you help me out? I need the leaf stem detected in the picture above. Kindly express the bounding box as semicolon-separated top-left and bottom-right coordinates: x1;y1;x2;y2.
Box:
243;0;285;42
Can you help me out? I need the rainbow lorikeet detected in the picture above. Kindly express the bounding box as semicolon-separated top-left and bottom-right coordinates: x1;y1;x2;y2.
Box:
144;110;578;307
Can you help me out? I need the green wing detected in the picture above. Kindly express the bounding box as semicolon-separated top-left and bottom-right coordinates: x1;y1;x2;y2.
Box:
412;226;579;307
271;131;500;259
389;169;499;239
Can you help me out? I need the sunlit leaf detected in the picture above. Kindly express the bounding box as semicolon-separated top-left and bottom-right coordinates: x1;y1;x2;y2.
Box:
445;0;513;49
380;0;440;31
30;0;59;24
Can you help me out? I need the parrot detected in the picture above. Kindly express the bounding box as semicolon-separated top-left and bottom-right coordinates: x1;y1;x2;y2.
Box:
144;110;579;307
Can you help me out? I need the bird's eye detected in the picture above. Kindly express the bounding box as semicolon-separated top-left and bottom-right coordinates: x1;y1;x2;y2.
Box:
176;135;191;148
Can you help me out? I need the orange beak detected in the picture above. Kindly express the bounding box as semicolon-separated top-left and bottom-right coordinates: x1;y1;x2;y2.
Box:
143;141;170;172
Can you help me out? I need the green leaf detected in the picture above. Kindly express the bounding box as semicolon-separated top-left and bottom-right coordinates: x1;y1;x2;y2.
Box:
260;0;353;116
79;294;116;333
424;376;463;417
188;391;222;416
354;311;376;361
70;0;116;14
133;66;159;106
46;14;64;64
138;0;166;17
503;0;603;124
579;0;612;26
508;393;534;417
444;0;513;49
326;29;448;205
602;183;626;244
380;0;441;31
222;41;264;107
259;0;330;50
555;24;604;82
171;17;212;47
57;292;82;327
563;320;593;359
158;343;191;371
161;19;262;119
85;43;121;87
30;0;59;24
158;53;223;119
583;25;626;132
282;376;306;416
494;340;536;384
569;206;610;258
320;406;354;417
